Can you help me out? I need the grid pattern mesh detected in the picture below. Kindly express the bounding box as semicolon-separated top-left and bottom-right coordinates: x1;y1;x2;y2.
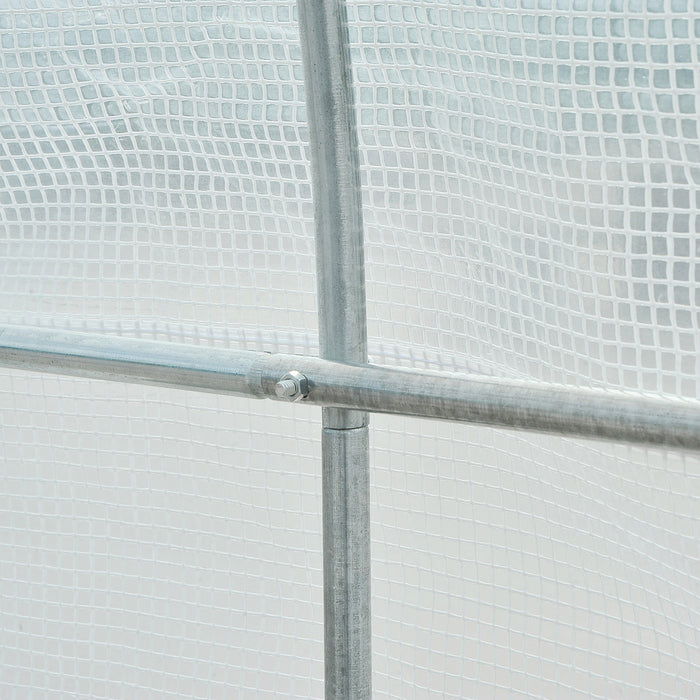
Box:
0;0;316;352
1;370;324;699
370;417;699;699
352;1;700;396
1;0;699;698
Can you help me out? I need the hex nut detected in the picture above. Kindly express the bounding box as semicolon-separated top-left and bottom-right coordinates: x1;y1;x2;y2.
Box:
274;370;309;402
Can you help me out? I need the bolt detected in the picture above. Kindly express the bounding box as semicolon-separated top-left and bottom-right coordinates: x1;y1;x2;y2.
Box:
274;370;309;402
275;379;298;398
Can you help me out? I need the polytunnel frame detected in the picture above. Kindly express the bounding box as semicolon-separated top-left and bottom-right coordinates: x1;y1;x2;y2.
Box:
1;1;700;699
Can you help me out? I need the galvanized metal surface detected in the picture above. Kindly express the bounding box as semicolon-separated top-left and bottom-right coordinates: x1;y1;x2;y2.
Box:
297;0;367;432
297;0;372;696
297;0;372;695
322;426;371;700
1;326;700;451
0;325;266;397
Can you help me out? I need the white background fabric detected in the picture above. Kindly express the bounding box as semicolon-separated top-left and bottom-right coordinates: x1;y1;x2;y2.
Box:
0;0;698;697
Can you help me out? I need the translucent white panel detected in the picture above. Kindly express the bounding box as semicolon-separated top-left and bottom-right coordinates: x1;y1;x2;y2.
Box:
1;0;699;698
0;370;323;699
349;1;700;397
371;414;700;699
0;0;316;353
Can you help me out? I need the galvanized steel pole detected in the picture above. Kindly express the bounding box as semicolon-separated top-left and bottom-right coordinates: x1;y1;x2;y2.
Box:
2;326;700;451
296;1;371;699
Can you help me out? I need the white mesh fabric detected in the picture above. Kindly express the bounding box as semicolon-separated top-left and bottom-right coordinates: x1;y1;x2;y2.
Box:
370;417;699;699
348;6;700;694
350;1;700;397
0;370;324;699
0;0;315;352
0;0;699;698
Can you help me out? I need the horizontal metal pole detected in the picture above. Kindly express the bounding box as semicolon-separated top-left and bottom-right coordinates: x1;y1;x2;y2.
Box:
1;325;699;451
0;325;268;398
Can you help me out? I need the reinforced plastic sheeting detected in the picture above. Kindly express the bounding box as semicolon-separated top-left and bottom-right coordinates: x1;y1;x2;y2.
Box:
1;1;698;698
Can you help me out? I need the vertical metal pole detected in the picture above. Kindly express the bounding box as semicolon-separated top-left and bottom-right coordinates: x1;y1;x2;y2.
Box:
297;1;371;698
321;426;370;700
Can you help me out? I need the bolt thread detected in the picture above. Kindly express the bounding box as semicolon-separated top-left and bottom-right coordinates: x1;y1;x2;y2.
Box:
275;379;299;398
